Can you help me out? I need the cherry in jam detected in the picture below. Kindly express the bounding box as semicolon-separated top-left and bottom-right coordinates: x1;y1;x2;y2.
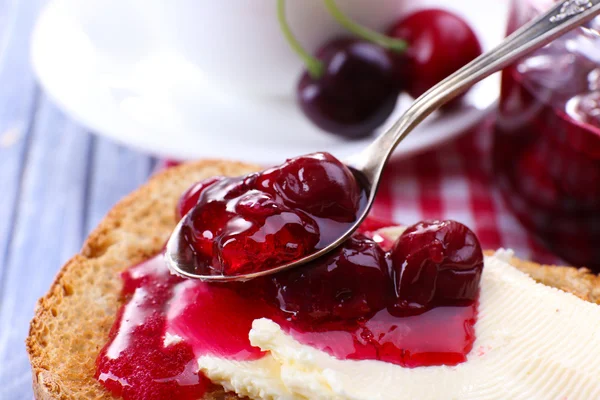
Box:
389;220;483;316
177;152;365;276
269;234;391;324
257;152;361;222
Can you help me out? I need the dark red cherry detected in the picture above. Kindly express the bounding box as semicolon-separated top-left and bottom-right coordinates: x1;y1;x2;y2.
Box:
181;178;251;274
180;200;230;274
257;152;361;223
297;38;401;139
389;220;483;316
176;177;224;219
270;235;391;324
388;9;482;102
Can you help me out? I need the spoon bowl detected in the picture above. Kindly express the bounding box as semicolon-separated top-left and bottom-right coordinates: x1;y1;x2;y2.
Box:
167;0;600;281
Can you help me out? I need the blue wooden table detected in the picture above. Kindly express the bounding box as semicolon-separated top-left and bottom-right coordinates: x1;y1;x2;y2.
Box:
0;1;158;398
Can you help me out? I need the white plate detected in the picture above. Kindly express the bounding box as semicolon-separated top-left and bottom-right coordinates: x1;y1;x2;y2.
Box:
31;0;507;164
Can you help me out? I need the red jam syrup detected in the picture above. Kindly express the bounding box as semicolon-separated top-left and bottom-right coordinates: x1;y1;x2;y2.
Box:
95;258;210;400
494;6;600;269
96;154;484;399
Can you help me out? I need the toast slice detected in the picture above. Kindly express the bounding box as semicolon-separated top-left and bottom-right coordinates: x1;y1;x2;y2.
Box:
27;160;600;400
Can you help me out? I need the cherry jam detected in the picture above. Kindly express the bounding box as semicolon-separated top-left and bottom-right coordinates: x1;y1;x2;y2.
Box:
95;259;210;400
176;152;366;276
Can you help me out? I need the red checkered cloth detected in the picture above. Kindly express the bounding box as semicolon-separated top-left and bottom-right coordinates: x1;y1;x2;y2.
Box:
159;120;564;266
371;120;564;266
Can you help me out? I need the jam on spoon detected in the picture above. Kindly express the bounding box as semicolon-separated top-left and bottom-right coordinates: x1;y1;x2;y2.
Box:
175;152;366;277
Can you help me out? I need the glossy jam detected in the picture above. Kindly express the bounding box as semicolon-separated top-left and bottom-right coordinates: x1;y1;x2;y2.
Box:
494;3;600;269
177;152;366;276
96;221;480;399
96;259;210;400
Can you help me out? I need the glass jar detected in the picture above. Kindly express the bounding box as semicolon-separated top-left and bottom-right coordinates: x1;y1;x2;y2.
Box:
494;0;600;270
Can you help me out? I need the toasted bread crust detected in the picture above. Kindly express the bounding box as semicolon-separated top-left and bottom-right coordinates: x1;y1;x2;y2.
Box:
27;160;260;399
27;160;600;400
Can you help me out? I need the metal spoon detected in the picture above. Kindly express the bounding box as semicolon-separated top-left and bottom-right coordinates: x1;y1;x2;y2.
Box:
167;0;600;281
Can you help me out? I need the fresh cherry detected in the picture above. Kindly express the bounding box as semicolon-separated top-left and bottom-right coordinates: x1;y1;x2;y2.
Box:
257;152;361;222
176;176;224;219
269;234;391;325
388;9;482;103
389;220;483;316
297;38;401;139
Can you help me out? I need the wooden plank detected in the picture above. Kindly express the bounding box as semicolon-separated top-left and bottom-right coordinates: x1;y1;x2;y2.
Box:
0;97;92;398
0;129;156;399
0;96;37;278
0;0;156;396
0;0;43;283
0;103;155;397
0;0;48;396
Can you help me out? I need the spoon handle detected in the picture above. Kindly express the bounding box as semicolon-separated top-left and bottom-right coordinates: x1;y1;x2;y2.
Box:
351;0;600;182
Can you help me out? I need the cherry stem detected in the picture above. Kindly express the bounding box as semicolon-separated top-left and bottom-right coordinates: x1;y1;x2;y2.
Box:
323;0;407;52
277;0;324;79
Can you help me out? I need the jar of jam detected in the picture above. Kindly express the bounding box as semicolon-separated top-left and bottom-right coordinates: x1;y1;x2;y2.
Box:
494;0;600;269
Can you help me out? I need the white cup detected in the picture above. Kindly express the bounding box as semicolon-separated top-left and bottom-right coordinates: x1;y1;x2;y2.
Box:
65;0;404;98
